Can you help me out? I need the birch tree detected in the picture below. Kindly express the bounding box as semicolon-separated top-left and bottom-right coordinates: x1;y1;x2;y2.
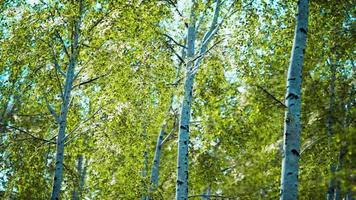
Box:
1;0;354;199
50;1;84;199
176;0;223;199
280;0;309;199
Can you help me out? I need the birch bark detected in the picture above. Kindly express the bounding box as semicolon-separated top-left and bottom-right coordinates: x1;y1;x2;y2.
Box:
280;0;309;199
176;2;196;199
51;2;83;199
175;1;221;198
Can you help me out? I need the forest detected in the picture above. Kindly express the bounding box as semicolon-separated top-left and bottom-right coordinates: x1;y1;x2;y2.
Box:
0;0;355;199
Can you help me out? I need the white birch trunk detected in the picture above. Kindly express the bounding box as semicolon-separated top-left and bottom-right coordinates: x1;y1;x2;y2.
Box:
51;2;83;199
176;2;196;199
150;125;166;190
280;0;309;199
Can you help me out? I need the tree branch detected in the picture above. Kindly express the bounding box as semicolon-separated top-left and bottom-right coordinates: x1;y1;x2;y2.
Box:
164;0;188;28
300;135;328;156
255;85;287;108
49;42;66;77
53;65;65;101
54;30;70;59
163;33;187;49
167;44;186;65
72;70;112;89
45;96;60;123
161;115;178;146
64;105;104;143
1;123;54;144
189;38;224;75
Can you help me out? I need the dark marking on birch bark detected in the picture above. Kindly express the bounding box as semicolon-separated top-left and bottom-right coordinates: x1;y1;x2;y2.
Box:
286;93;299;99
299;28;307;34
291;149;300;157
180;125;189;131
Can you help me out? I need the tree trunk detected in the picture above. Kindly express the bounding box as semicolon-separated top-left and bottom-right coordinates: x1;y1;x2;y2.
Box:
51;2;83;199
176;2;196;199
150;125;166;190
79;158;87;198
51;54;76;200
141;125;149;200
72;155;85;200
280;0;309;199
327;60;337;200
148;28;185;198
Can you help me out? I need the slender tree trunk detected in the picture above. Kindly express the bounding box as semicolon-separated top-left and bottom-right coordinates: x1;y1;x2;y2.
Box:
280;0;309;199
51;2;83;199
148;33;185;199
345;188;354;200
51;51;76;200
327;60;337;200
141;150;149;200
79;159;87;198
150;124;166;189
333;141;348;200
176;2;196;199
141;125;149;200
72;155;84;200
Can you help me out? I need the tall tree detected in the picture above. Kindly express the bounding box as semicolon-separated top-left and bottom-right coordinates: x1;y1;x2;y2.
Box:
280;0;309;199
176;0;222;198
50;1;84;199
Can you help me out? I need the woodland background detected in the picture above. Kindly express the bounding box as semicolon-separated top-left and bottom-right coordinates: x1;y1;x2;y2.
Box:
0;0;355;199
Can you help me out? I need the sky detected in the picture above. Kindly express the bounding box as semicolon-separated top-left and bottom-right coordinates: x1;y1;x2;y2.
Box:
26;0;39;5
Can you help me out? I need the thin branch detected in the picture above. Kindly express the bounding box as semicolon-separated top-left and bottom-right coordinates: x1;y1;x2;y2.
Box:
2;123;54;144
87;9;114;34
255;85;287;108
300;135;328;156
74;66;85;80
221;164;237;173
72;70;112;89
54;66;65;101
64;105;104;142
198;0;244;48
167;44;185;64
48;105;103;145
54;30;70;59
64;129;88;146
196;2;211;32
202;0;222;44
163;33;187;49
165;75;184;87
164;0;188;28
188;0;223;75
45;96;60;123
189;38;224;75
161;116;178;146
49;42;66;77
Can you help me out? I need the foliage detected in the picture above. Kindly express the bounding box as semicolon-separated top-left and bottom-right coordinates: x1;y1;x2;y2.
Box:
0;0;354;199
